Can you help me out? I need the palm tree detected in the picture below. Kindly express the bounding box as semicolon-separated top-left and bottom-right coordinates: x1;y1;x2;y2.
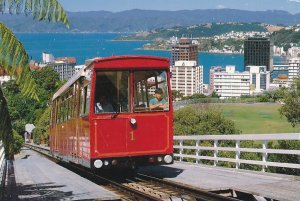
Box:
0;0;69;158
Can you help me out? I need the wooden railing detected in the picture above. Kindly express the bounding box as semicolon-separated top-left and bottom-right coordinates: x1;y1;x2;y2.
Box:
174;134;300;172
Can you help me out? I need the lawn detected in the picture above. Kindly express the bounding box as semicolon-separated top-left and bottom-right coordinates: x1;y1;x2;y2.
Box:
216;103;300;134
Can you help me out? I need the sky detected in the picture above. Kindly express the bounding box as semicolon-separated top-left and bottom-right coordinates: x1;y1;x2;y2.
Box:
59;0;300;14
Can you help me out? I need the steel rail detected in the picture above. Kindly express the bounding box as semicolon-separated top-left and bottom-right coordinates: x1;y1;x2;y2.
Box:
24;144;241;201
135;173;239;201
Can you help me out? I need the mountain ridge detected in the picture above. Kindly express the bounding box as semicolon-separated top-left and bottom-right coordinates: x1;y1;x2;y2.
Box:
1;9;299;33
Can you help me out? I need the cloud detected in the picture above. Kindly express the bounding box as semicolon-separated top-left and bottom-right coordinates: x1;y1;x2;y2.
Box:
216;4;226;9
289;0;300;3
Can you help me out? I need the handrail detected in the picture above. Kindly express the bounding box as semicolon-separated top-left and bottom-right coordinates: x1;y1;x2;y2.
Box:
0;141;6;199
174;134;300;172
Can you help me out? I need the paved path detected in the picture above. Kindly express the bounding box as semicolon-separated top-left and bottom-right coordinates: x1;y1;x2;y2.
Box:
139;162;300;201
4;148;119;201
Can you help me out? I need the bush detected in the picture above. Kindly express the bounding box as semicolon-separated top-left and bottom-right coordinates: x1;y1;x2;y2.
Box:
12;130;24;154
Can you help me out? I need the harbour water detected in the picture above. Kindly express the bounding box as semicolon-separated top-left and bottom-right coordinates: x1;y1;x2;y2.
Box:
16;33;283;84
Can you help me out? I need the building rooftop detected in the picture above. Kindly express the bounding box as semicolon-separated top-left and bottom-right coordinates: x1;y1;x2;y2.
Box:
55;57;76;64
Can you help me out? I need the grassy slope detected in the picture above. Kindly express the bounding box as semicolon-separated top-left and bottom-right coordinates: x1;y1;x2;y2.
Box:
217;103;300;134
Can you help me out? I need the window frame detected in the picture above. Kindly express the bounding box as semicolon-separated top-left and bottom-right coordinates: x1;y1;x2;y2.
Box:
133;70;170;113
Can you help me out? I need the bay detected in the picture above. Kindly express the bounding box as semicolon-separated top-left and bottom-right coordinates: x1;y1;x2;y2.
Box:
15;33;282;84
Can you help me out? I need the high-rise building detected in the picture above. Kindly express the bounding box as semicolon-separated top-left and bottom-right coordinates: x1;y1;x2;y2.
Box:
171;61;203;97
171;38;198;65
48;57;77;81
244;37;273;71
288;58;300;85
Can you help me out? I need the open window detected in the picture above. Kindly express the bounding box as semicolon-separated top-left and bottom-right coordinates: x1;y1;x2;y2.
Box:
94;71;130;114
134;70;169;112
80;84;91;116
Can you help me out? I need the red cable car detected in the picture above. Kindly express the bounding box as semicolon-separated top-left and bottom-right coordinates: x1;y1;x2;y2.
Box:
50;56;174;170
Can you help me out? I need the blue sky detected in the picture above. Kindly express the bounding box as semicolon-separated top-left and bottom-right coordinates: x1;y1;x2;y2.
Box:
60;0;300;13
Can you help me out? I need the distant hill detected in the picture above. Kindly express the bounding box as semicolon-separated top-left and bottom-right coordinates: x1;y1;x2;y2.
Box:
271;26;300;50
118;23;268;40
2;9;300;33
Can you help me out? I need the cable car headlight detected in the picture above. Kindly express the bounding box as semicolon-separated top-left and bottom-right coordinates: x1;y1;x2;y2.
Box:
94;160;103;168
157;156;163;162
104;160;109;166
130;118;137;125
164;155;173;164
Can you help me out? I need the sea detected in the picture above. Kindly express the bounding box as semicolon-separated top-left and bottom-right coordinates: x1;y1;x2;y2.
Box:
15;33;285;84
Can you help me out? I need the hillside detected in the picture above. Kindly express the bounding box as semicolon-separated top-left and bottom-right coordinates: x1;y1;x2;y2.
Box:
2;9;300;33
271;26;300;50
118;23;267;40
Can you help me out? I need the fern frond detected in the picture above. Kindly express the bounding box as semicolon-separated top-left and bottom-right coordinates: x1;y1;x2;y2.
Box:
1;0;69;28
0;23;39;100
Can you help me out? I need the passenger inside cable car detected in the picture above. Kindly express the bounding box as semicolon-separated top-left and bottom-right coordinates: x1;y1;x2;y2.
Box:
149;88;168;110
94;71;130;114
134;70;169;112
95;95;114;113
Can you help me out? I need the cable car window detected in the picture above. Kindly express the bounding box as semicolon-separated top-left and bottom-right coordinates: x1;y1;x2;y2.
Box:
94;71;130;114
134;70;169;112
80;84;91;116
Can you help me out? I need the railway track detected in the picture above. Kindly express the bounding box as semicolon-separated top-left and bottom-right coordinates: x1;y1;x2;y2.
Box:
24;143;240;201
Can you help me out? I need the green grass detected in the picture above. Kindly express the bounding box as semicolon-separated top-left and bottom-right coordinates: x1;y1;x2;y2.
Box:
218;103;300;134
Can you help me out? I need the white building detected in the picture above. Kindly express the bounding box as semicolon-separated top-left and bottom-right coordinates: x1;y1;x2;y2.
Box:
288;58;300;85
210;66;251;98
270;74;289;89
171;61;203;97
42;52;55;63
245;66;270;94
74;65;85;74
210;65;271;98
287;47;300;58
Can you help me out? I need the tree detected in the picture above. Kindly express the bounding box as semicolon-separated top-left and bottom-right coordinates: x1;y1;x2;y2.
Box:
33;107;51;144
0;0;69;158
2;67;60;135
174;105;241;167
265;87;287;102
210;91;220;98
172;90;183;101
279;78;300;127
276;78;300;175
174;106;240;136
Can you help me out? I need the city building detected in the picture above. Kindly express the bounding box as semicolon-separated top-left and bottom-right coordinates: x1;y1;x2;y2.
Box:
171;61;203;97
271;74;288;89
287;47;300;58
245;66;270;94
244;37;273;71
171;38;198;65
42;52;55;63
49;57;77;81
210;66;251;98
39;53;77;81
288;57;300;85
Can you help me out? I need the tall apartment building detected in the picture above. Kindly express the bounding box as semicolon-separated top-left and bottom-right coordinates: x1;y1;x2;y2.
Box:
288;58;300;85
171;61;203;97
171;38;198;65
244;37;273;71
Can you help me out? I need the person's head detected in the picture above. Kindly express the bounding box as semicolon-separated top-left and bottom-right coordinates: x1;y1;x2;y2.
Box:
98;95;107;103
154;88;163;100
